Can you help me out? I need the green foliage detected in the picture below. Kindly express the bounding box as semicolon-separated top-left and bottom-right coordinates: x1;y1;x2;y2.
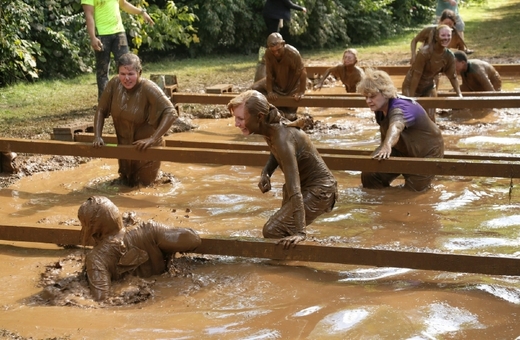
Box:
289;0;349;48
175;0;265;55
123;0;198;53
0;0;41;86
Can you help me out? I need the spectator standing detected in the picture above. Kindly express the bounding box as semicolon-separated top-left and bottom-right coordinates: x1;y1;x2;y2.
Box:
263;0;307;34
81;0;154;100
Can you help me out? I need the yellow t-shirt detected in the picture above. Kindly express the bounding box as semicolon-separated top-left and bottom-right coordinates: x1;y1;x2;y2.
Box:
81;0;125;35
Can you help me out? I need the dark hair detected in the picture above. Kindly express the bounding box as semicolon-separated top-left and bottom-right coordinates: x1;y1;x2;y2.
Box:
440;9;457;26
117;53;143;74
453;50;468;62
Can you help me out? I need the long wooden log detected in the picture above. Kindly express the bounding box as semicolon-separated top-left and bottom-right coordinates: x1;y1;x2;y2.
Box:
306;64;520;77
73;134;520;163
2;138;520;178
308;91;520;97
1;224;520;276
171;93;520;109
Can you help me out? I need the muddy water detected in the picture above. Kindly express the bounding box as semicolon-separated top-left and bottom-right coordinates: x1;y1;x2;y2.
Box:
2;87;520;339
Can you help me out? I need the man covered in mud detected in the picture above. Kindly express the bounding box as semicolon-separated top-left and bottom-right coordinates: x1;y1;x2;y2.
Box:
251;33;307;120
357;69;444;191
454;51;502;92
228;90;337;247
93;53;177;187
315;48;364;93
78;196;201;301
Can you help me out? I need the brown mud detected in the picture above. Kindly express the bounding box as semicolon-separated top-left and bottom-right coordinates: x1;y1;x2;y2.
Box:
2;59;520;339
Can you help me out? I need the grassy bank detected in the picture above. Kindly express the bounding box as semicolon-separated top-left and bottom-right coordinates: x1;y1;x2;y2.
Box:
0;0;518;139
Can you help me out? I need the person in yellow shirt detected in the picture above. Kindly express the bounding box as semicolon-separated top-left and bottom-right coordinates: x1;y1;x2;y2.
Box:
81;0;154;100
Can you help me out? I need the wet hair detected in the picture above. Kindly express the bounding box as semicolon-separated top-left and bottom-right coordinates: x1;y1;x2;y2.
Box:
117;53;142;75
453;50;468;62
267;33;285;48
343;48;358;62
227;90;282;124
439;9;457;26
433;24;452;44
356;69;397;99
78;196;124;246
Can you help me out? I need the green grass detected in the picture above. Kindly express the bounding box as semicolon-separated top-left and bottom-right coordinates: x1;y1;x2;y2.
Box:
1;0;519;138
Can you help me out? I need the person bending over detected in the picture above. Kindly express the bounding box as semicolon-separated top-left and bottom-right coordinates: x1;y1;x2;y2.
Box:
358;69;444;192
315;48;365;93
228;90;337;248
454;51;502;92
78;196;201;301
251;33;307;120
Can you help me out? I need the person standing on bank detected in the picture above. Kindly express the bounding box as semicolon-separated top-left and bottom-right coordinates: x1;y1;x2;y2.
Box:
263;0;307;34
357;69;444;192
82;0;154;100
228;90;337;248
93;53;177;187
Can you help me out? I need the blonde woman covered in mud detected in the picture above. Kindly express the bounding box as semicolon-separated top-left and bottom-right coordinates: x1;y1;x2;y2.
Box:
78;196;201;301
228;90;337;248
357;69;444;192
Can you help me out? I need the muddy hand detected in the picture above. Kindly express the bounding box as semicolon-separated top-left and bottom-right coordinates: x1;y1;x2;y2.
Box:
293;92;304;102
277;234;305;249
373;146;391;160
92;137;105;148
258;174;271;193
267;92;278;101
133;138;154;151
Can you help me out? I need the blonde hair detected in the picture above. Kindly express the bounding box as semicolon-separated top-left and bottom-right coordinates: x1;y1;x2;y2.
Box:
343;48;358;62
78;196;123;246
227;90;282;124
356;69;397;99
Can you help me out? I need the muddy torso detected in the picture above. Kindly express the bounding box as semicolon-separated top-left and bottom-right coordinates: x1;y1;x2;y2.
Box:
98;78;175;146
328;64;365;93
376;97;444;158
265;44;305;96
461;60;502;92
404;46;457;96
263;124;336;191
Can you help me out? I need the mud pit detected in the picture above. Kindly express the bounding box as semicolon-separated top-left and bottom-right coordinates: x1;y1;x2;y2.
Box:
2;78;520;338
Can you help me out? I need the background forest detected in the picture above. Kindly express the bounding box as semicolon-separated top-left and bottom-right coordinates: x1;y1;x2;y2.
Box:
0;0;484;87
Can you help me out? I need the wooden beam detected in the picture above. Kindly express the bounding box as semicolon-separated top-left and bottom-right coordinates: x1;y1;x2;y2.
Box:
306;64;520;77
171;93;520;109
2;138;520;178
74;134;520;163
308;91;520;97
1;224;520;276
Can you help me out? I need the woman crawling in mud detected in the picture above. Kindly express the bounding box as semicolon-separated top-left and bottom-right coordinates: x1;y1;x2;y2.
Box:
228;90;337;248
78;196;201;301
92;53;178;187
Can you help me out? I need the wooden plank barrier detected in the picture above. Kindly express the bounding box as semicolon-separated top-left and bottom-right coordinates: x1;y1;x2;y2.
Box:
73;134;520;163
1;224;520;276
171;93;520;109
306;64;520;78
2;138;520;178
